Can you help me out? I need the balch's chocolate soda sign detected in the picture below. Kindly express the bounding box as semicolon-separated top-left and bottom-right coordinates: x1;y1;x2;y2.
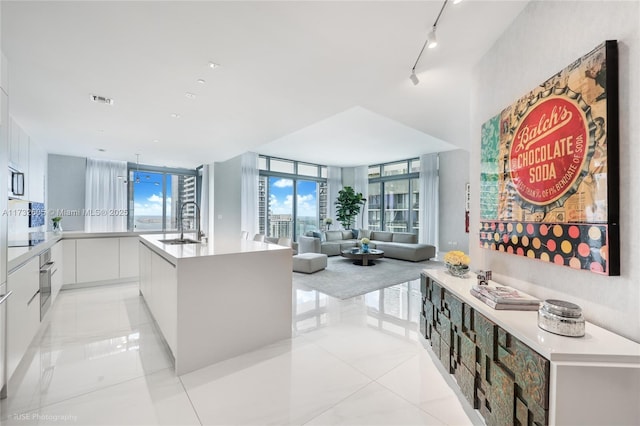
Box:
510;94;589;208
480;41;619;276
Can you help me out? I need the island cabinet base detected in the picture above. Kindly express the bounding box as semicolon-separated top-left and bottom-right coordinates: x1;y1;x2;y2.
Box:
139;236;293;376
420;270;640;426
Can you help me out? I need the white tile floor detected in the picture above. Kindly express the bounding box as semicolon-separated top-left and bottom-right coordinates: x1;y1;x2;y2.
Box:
1;279;481;425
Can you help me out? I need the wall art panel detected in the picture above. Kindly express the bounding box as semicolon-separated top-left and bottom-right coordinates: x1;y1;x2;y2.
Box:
480;41;619;275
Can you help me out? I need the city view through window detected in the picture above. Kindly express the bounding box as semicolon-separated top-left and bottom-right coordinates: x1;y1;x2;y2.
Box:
259;176;327;239
129;170;197;232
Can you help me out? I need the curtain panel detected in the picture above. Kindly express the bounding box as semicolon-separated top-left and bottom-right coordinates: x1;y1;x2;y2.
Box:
240;152;259;237
419;153;439;249
327;166;342;229
354;166;369;230
85;158;127;232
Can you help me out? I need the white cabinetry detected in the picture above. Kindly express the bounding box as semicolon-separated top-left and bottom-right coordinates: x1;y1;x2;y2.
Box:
61;239;76;285
139;242;177;356
138;242;152;299
9;116;21;170
1;51;8;93
7;257;40;380
76;238;120;283
28;140;46;203
50;241;63;303
119;237;139;279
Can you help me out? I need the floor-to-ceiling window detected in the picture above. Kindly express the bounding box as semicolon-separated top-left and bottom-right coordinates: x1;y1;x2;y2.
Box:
127;165;197;232
367;158;420;233
258;156;327;240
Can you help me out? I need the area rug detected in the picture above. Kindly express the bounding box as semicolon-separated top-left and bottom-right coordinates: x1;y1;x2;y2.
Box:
293;256;444;299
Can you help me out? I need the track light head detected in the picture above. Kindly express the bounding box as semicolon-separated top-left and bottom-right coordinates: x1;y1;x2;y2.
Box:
427;26;438;49
410;71;420;85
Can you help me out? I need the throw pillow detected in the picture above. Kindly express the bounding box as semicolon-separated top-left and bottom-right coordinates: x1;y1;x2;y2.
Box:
312;231;322;240
360;229;371;239
351;229;359;239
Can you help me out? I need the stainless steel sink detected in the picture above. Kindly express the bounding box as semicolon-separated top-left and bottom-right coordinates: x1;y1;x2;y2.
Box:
159;238;201;245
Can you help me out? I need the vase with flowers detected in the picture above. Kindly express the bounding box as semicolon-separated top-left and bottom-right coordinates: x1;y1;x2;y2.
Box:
360;237;370;253
443;250;470;277
52;216;63;233
324;217;333;230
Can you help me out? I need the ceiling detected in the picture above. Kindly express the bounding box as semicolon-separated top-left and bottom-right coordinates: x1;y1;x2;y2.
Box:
2;0;529;169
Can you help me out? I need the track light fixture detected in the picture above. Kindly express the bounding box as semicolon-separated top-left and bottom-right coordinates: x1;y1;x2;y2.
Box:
409;0;459;85
426;26;438;49
410;71;420;85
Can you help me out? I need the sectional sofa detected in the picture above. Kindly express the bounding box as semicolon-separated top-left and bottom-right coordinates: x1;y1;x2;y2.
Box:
298;229;435;262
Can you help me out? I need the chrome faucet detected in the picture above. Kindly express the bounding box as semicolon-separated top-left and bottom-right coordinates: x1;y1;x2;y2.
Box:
179;201;203;241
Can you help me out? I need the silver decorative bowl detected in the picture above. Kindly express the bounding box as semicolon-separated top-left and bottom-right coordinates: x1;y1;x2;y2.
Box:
446;263;469;277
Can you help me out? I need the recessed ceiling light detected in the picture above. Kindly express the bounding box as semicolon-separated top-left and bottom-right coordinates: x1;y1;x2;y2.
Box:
171;113;181;119
90;94;114;105
208;62;220;69
153;139;159;143
185;92;196;99
197;79;206;84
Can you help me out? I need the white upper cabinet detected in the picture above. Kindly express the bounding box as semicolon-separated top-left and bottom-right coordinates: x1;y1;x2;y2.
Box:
28;139;46;203
0;51;8;94
9;116;20;169
9;116;47;202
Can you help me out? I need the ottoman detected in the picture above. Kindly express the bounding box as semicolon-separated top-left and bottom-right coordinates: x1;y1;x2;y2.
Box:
293;253;328;274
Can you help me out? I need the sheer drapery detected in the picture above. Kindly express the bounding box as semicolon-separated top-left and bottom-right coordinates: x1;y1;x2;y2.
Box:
419;153;439;248
354;166;369;230
240;152;259;237
199;164;210;238
85;158;127;232
327;166;342;228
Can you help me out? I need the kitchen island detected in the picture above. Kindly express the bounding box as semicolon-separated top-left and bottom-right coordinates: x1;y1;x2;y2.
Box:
138;234;293;375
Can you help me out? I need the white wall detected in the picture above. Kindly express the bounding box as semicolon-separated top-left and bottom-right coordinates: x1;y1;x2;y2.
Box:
439;149;470;254
470;1;640;342
213;154;242;243
48;154;86;231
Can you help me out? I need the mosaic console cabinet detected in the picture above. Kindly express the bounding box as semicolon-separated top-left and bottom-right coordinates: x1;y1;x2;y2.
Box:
420;269;640;426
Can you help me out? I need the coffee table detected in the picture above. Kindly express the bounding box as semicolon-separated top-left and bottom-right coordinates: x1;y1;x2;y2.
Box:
340;248;384;266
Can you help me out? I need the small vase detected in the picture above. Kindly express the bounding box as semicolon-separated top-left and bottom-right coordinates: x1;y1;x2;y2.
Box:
361;243;369;253
446;262;469;277
52;221;62;233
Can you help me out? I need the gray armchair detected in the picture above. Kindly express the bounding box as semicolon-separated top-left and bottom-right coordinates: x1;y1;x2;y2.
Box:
297;235;321;254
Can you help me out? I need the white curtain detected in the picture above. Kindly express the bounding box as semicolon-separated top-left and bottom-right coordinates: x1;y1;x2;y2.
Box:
354;166;368;230
240;152;258;237
85;158;127;232
199;164;210;238
419;153;439;248
327;166;342;228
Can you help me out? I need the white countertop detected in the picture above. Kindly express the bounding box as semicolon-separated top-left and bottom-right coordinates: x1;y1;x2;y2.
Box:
423;268;640;364
7;231;146;271
139;233;291;264
7;233;63;271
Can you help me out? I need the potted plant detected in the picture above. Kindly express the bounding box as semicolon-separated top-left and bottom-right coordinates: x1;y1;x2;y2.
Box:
335;186;365;230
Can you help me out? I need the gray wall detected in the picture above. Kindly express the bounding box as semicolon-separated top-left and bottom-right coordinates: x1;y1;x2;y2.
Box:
438;149;470;254
470;1;639;341
213;154;242;243
48;154;86;231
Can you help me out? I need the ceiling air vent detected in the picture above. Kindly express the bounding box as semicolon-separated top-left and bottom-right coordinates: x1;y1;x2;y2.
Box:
89;94;114;105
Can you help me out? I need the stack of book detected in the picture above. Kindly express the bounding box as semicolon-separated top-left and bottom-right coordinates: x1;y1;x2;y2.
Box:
470;283;541;311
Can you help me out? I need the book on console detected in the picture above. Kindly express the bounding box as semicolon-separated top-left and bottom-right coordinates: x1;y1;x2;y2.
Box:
470;289;540;311
471;283;541;305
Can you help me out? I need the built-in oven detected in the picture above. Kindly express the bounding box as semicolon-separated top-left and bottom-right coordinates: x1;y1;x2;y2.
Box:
39;250;54;320
0;283;12;399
